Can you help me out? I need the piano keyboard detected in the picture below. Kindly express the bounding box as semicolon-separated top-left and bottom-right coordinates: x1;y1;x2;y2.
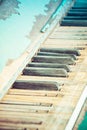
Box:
0;0;87;129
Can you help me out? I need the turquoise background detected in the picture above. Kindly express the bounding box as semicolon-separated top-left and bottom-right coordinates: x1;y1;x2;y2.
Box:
78;112;87;130
0;0;51;72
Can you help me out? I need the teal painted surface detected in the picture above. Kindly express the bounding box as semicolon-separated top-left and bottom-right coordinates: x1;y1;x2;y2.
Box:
78;112;87;130
0;0;52;72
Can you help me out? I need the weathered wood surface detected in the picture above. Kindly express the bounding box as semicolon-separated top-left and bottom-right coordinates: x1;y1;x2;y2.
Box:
40;48;80;56
0;25;87;129
27;63;70;72
12;80;61;91
23;67;68;77
1;0;87;129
